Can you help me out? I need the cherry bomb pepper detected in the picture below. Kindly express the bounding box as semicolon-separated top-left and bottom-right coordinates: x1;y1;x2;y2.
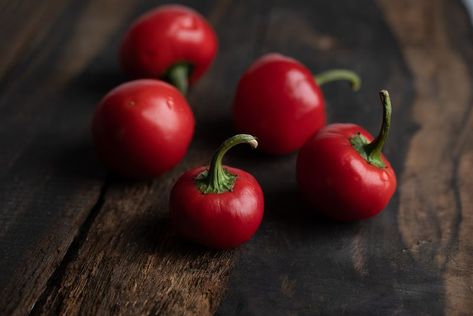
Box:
170;134;264;249
233;53;360;155
120;5;217;95
92;79;194;179
297;90;397;221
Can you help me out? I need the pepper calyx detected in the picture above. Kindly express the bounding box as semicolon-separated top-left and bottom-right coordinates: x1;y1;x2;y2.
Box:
350;132;386;168
195;168;237;194
350;90;392;168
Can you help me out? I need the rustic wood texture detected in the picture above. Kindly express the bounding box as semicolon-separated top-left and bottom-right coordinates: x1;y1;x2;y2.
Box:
378;0;473;314
0;0;472;315
0;1;138;314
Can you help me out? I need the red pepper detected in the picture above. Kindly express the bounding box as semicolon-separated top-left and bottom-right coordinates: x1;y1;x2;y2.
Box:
170;134;264;249
92;79;194;179
232;53;360;155
296;90;397;221
119;5;217;95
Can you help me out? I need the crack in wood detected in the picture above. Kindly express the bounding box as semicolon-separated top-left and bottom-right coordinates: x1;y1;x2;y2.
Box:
29;179;110;315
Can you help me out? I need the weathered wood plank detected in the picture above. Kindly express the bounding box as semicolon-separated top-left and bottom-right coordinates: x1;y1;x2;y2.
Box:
378;0;473;314
379;0;468;271
444;3;473;311
0;0;135;314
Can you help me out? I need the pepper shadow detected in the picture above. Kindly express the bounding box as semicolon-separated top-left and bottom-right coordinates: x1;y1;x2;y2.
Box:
124;210;230;258
69;68;128;97
192;115;235;152
53;139;106;181
260;185;359;237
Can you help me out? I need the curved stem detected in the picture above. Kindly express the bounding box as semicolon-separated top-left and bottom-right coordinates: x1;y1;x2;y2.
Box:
364;90;392;164
350;90;392;168
314;69;361;91
195;134;258;194
167;63;189;95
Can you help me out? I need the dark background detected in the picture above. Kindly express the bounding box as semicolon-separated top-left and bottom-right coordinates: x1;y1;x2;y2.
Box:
1;0;472;315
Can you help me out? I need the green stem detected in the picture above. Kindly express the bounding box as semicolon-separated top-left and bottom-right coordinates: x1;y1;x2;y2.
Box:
364;90;392;163
350;90;392;168
166;63;190;95
195;134;258;194
314;69;361;91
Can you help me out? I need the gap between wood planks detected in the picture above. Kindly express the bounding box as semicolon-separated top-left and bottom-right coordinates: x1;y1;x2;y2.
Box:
30;179;110;314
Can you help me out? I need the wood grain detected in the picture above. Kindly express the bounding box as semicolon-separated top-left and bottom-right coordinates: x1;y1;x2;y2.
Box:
0;0;67;78
378;0;473;313
1;0;472;315
379;0;468;270
436;3;473;313
0;0;134;314
32;177;235;315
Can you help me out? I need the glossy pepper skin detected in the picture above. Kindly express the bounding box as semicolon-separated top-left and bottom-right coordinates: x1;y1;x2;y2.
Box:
170;135;264;249
119;5;217;94
233;53;360;155
297;90;396;221
92;79;194;179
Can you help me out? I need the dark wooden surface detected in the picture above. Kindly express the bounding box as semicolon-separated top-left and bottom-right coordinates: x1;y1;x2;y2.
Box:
1;0;472;315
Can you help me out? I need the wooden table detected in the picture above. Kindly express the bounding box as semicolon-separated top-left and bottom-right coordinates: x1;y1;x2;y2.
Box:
1;0;472;314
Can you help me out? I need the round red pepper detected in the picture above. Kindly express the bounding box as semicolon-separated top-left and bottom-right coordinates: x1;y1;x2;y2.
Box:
92;79;194;179
119;4;217;94
297;90;397;221
170;134;264;249
232;53;360;155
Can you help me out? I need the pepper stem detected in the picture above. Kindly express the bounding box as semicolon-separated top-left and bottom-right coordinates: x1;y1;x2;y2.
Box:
195;134;258;194
166;63;190;95
364;90;392;163
350;90;392;168
314;69;361;91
